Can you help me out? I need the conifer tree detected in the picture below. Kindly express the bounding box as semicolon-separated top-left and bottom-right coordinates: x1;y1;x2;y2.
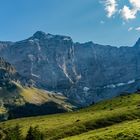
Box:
26;126;44;140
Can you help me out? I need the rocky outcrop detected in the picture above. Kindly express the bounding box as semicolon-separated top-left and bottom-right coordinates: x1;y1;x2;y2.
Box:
0;31;140;106
0;57;75;121
0;57;33;87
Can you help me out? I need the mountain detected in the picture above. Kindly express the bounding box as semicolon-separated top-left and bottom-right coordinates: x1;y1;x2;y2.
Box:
0;31;140;106
0;57;75;121
1;92;140;139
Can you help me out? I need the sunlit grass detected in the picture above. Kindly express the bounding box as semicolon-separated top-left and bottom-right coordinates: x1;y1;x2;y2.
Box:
1;93;140;139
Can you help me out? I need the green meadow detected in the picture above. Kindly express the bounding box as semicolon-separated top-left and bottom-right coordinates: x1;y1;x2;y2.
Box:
1;92;140;140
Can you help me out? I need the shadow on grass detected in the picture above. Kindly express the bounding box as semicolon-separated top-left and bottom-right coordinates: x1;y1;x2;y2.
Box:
6;101;67;119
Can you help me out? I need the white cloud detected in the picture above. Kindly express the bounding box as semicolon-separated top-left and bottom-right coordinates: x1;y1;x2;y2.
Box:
120;6;137;20
128;27;133;31
120;0;140;20
101;0;140;21
130;0;140;9
104;0;117;18
127;26;140;31
135;27;140;31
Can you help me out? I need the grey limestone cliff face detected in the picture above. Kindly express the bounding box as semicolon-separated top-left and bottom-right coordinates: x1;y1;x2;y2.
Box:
0;31;140;106
0;57;33;87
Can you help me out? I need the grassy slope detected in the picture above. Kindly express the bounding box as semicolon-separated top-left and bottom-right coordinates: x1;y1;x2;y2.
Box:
64;119;140;140
0;93;140;139
0;82;74;119
19;84;74;111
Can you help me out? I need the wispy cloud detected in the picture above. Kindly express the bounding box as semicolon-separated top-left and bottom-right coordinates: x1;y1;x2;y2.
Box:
128;26;140;31
128;27;133;31
102;0;140;21
135;27;140;31
104;0;117;18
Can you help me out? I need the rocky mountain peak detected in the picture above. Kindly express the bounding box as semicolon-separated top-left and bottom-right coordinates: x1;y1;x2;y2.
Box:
0;57;16;73
32;31;72;42
32;31;47;40
134;38;140;47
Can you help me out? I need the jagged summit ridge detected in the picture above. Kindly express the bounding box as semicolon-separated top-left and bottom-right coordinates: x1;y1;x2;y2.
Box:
32;31;47;39
31;31;72;42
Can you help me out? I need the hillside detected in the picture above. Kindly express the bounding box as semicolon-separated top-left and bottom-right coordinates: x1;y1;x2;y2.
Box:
64;119;140;140
0;82;75;120
0;57;75;121
1;92;140;139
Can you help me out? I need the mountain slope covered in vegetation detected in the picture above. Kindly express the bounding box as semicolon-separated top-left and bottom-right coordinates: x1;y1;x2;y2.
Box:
1;92;140;139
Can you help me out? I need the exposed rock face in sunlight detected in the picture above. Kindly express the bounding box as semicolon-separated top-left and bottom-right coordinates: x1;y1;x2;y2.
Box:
1;31;140;106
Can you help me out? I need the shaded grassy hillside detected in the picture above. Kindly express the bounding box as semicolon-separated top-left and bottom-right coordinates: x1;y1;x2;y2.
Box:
1;92;140;139
0;82;75;120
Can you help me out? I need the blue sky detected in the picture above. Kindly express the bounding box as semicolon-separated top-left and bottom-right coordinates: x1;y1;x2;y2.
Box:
0;0;140;46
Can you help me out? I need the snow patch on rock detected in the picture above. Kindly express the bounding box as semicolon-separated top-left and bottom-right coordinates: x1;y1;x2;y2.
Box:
83;87;90;92
63;37;71;41
104;79;136;89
